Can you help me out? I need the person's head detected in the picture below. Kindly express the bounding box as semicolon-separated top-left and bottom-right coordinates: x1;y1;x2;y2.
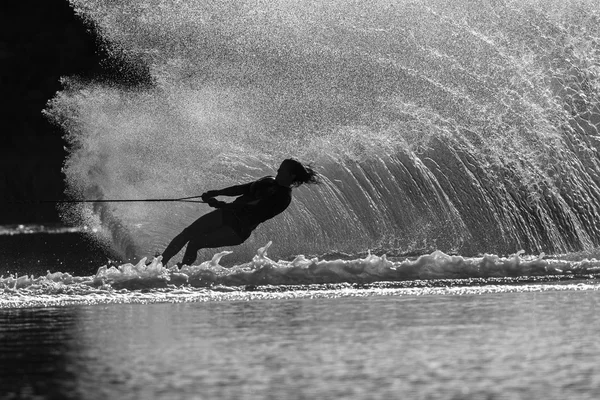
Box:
276;159;320;188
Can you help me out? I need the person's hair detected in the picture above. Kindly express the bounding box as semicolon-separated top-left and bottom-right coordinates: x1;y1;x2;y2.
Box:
283;158;321;188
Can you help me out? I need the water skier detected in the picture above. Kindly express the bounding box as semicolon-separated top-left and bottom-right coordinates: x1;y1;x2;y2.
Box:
160;159;320;266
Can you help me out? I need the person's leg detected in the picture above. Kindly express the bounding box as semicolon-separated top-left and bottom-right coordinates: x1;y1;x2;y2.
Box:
161;210;224;265
180;226;246;265
161;231;192;265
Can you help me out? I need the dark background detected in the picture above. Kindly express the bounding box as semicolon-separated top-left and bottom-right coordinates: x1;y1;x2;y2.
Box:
1;1;151;224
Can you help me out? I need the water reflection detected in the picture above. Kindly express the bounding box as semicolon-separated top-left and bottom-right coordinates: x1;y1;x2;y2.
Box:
2;292;600;399
0;307;80;399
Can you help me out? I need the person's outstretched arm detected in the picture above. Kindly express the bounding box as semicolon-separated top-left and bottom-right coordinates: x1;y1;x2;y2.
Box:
207;188;291;218
202;182;252;199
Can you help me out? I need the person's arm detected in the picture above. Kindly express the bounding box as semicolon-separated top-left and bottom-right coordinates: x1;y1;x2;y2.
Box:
206;198;247;210
209;188;291;218
202;182;252;199
216;183;253;197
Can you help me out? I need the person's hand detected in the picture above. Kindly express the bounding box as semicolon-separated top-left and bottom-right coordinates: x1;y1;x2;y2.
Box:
201;190;219;202
206;197;226;208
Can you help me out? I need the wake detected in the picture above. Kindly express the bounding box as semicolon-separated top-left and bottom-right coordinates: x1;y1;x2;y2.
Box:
3;242;600;294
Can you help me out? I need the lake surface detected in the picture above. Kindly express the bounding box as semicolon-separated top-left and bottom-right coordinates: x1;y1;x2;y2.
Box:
2;287;600;400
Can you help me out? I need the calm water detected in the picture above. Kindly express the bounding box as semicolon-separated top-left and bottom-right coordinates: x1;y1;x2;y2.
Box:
2;288;600;400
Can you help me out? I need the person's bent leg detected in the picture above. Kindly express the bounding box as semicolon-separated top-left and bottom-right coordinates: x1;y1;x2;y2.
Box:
161;210;224;265
181;226;246;266
161;230;191;265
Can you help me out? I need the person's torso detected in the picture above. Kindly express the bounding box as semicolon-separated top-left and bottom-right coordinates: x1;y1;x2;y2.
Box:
232;176;292;226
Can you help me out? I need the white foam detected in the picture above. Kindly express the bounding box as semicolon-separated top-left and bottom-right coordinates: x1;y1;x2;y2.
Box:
2;242;600;308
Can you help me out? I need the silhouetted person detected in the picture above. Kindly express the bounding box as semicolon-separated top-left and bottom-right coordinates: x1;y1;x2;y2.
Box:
160;159;320;266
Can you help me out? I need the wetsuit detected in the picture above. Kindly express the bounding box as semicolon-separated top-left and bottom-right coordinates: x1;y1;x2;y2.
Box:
214;176;292;240
160;176;293;265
